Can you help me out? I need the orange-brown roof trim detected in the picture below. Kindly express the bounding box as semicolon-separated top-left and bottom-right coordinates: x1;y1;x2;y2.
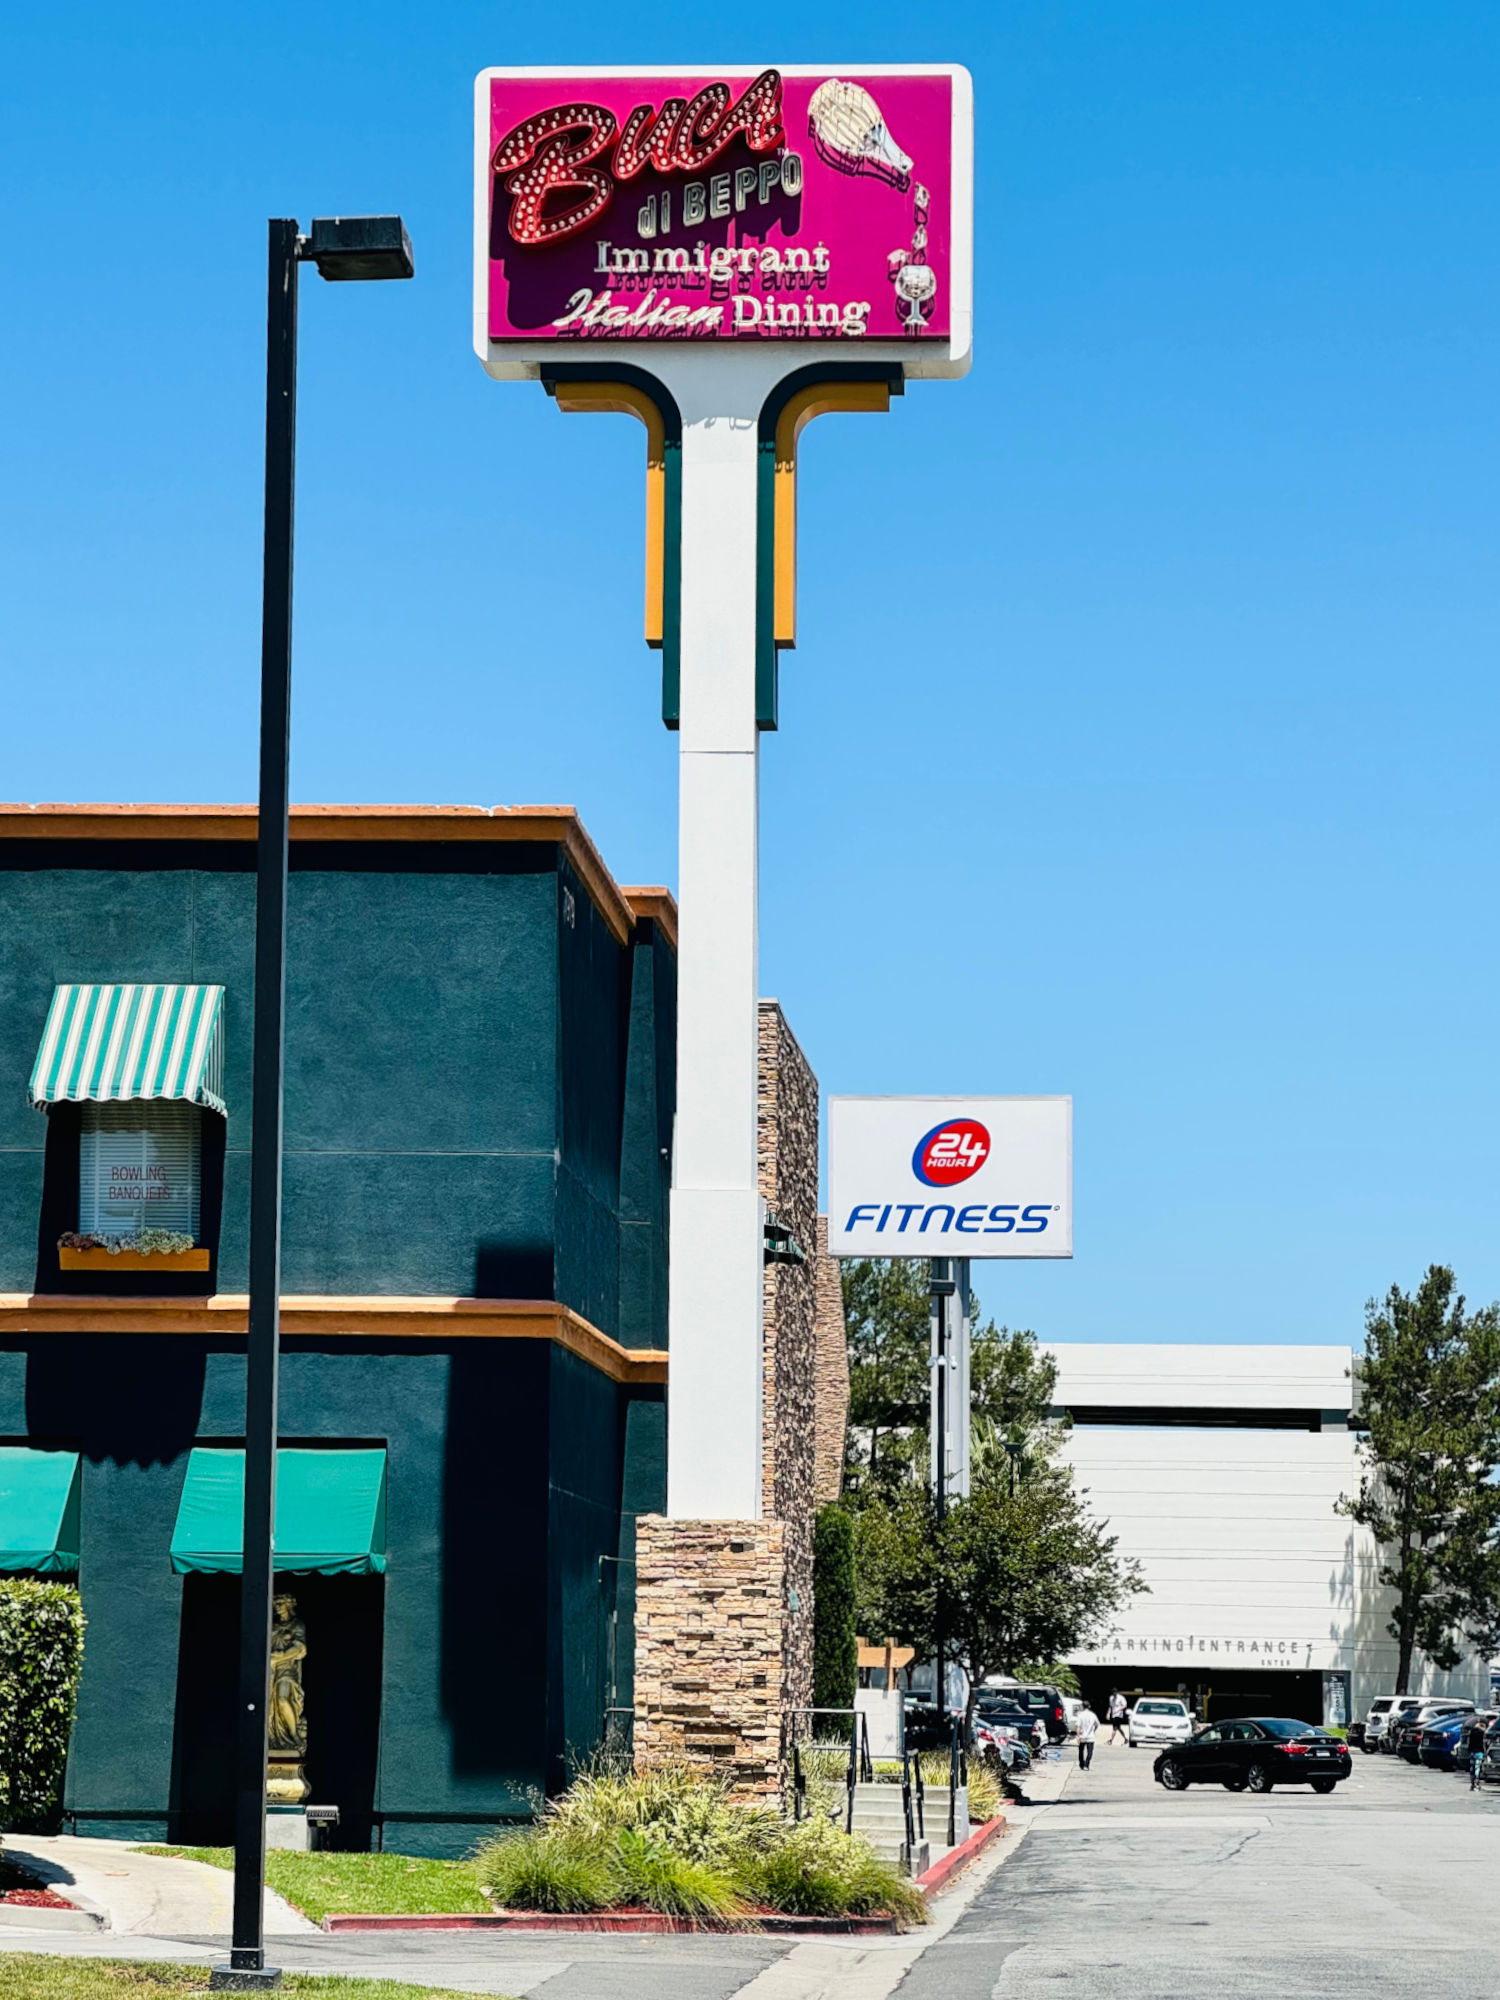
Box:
0;803;642;948
0;1293;668;1385
620;886;678;953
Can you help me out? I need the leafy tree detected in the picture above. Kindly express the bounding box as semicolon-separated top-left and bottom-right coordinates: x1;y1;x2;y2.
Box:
1337;1265;1500;1692
843;1260;929;1499
856;1445;1145;1729
842;1259;1058;1504
811;1504;858;1712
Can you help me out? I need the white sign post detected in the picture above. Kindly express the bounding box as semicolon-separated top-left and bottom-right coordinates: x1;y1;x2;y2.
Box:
475;67;973;1521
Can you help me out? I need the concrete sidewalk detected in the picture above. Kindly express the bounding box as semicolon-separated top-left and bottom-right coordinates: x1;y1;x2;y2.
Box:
2;1835;316;1937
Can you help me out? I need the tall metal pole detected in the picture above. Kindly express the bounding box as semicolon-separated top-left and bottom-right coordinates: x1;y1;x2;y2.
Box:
223;217;299;1988
930;1260;952;1712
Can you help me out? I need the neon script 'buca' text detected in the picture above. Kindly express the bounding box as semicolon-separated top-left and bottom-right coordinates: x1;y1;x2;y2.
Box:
492;71;786;246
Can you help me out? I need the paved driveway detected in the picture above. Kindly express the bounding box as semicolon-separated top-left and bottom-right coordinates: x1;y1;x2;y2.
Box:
893;1733;1500;1998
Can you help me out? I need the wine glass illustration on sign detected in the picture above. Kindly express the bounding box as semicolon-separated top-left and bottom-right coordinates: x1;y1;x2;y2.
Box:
808;79;913;187
888;182;937;330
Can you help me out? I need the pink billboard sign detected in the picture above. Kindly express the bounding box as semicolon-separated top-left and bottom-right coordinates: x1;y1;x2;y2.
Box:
476;66;966;346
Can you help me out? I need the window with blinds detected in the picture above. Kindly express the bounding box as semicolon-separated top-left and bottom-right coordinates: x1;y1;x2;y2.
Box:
78;1102;201;1239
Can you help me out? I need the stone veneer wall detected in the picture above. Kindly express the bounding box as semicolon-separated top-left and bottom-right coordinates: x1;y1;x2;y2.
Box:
632;1001;824;1799
812;1217;850;1505
757;1001;818;1727
633;1517;785;1799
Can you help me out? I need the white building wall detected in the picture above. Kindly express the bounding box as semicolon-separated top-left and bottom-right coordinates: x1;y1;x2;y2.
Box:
1044;1343;1489;1716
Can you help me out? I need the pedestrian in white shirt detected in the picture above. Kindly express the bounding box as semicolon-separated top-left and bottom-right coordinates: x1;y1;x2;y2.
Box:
1107;1688;1129;1743
1075;1701;1099;1769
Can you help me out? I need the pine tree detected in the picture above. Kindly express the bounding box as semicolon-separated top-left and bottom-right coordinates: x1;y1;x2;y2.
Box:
1338;1265;1500;1692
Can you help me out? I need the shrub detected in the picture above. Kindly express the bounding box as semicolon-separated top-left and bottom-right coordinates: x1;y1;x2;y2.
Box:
479;1829;615;1913
748;1814;927;1926
472;1762;929;1929
811;1506;858;1713
611;1828;745;1920
0;1582;85;1828
965;1757;1002;1825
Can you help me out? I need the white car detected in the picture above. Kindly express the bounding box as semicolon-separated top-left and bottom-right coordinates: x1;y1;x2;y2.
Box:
1129;1698;1195;1749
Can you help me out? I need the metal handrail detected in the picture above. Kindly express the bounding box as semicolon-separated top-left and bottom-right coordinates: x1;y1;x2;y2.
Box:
944;1712;968;1848
783;1706;869;1831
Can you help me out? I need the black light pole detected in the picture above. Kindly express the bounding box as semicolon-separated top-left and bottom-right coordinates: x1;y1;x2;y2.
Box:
215;213;412;1995
929;1258;955;1718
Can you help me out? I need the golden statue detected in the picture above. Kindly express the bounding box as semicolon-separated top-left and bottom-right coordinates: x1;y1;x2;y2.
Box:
266;1593;310;1805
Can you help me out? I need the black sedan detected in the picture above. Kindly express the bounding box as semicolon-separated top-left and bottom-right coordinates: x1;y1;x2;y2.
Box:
1153;1716;1352;1795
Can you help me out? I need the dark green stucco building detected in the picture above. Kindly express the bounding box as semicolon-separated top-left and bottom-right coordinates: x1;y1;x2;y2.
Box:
0;804;674;1853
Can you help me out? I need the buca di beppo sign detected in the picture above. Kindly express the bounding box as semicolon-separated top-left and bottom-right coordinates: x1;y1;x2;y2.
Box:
475;65;969;344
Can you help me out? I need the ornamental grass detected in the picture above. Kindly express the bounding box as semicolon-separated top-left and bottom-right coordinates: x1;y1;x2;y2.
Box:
473;1762;927;1929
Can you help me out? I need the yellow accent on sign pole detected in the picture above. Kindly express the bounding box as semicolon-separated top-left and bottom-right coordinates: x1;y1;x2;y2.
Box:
553;382;667;645
773;380;891;647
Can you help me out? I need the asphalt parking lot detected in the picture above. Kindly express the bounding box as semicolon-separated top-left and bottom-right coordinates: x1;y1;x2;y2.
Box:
895;1732;1500;1998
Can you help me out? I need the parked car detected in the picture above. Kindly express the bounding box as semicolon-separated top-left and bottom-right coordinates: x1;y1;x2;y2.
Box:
1417;1712;1474;1771
1128;1697;1195;1750
1395;1699;1475;1762
973;1716;1034;1772
1370;1695;1424;1752
971;1697;1046;1755
1009;1684;1070;1744
1346;1720;1366;1750
1154;1716;1352;1794
901;1700;953;1752
1481;1721;1500;1787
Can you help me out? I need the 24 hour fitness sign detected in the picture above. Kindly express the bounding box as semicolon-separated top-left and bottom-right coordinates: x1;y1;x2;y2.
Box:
828;1097;1073;1258
475;66;966;343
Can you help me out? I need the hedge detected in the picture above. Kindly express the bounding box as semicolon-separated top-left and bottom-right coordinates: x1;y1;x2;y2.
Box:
811;1504;858;1713
0;1580;85;1827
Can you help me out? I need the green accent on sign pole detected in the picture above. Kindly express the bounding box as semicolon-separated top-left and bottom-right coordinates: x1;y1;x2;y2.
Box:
754;365;904;732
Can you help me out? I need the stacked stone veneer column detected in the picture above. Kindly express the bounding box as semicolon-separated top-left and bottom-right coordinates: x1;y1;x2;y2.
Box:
633;1002;830;1799
812;1216;851;1505
633;1517;786;1799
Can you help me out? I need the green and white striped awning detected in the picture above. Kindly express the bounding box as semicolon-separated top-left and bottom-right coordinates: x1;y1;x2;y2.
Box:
29;984;226;1116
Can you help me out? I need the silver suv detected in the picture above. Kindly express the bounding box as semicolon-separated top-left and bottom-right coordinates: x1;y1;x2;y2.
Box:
1363;1695;1421;1752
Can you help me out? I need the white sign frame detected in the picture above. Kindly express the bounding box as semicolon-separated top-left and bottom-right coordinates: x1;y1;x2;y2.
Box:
828;1095;1073;1259
473;62;974;384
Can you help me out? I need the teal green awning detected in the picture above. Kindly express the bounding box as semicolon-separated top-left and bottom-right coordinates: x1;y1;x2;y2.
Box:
0;1449;81;1574
29;984;226;1116
170;1448;387;1576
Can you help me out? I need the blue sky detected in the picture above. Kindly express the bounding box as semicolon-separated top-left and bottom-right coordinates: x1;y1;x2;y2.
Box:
3;3;1496;1346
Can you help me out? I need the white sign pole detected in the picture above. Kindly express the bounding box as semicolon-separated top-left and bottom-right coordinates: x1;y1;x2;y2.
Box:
475;67;973;1525
665;353;784;1519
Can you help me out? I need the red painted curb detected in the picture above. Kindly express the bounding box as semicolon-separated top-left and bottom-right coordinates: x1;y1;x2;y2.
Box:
915;1814;1006;1895
321;1909;898;1936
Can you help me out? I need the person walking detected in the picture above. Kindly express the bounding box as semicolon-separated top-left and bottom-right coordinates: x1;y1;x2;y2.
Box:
1106;1688;1129;1744
1076;1699;1099;1769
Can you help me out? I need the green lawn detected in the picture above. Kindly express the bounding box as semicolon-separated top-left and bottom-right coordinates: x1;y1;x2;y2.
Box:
134;1849;492;1924
0;1960;502;2000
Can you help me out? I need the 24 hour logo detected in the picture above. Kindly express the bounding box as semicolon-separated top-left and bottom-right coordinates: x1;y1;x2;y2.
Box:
912;1118;990;1187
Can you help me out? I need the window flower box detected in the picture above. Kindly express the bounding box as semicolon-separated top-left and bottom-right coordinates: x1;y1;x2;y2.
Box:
57;1231;208;1273
58;1247;210;1273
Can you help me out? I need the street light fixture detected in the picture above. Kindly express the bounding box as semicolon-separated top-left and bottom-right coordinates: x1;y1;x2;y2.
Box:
213;214;413;1996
